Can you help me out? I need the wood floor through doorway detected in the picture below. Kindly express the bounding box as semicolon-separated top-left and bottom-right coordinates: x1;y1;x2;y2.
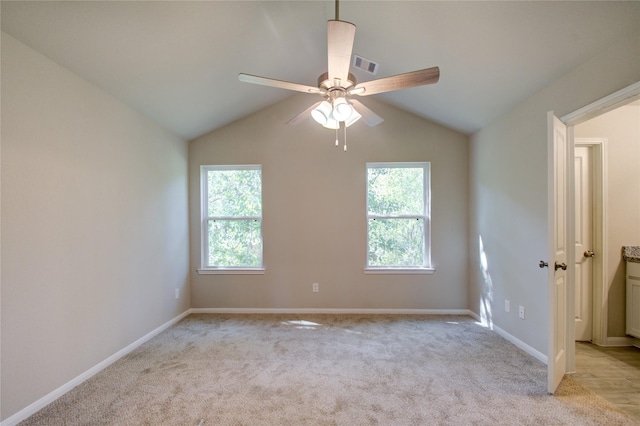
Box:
572;341;640;421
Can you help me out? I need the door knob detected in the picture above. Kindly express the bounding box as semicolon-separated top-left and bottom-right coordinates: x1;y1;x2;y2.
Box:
554;262;567;271
539;261;548;269
583;250;595;258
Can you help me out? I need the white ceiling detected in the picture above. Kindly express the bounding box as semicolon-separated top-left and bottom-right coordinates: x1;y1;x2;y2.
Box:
2;1;639;141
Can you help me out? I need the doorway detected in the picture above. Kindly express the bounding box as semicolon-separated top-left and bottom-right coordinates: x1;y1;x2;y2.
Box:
547;81;640;393
566;96;640;416
574;144;594;342
573;139;606;343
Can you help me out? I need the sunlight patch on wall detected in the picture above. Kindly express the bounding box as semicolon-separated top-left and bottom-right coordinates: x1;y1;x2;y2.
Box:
479;235;494;329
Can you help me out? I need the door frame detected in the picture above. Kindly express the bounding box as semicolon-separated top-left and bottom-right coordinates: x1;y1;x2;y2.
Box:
574;138;606;348
549;81;640;378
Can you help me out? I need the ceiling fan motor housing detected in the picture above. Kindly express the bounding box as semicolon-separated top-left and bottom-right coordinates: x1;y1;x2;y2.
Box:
318;72;356;90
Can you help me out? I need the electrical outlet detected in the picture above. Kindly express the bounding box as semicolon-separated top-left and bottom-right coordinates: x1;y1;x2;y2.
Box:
505;299;511;313
312;283;319;293
519;306;525;320
175;288;179;299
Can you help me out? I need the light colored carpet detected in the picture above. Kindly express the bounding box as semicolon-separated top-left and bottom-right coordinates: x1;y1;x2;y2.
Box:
21;314;637;425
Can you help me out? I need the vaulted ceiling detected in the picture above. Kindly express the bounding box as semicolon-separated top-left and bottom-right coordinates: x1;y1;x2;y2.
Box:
2;1;639;141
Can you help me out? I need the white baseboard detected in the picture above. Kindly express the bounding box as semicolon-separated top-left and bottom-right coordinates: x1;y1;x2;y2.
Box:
467;310;548;364
1;310;190;426
190;307;473;315
467;310;482;322
492;324;548;364
598;336;637;347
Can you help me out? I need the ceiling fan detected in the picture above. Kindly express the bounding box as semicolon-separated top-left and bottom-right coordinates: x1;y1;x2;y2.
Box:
238;0;440;150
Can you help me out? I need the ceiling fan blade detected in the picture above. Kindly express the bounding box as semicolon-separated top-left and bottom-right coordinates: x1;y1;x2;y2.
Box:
238;73;324;94
350;67;440;96
350;99;384;127
327;20;356;85
286;101;322;126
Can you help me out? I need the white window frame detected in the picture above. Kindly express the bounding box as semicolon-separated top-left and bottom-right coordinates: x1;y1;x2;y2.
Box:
198;164;264;275
365;162;434;274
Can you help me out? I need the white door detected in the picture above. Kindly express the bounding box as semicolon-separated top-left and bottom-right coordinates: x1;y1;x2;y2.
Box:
548;112;568;394
574;146;593;341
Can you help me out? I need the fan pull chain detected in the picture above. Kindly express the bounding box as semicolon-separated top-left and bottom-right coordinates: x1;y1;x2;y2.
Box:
343;124;347;151
333;122;348;152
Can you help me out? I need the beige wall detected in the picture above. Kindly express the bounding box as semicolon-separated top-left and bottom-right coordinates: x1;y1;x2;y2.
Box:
469;30;640;354
189;95;469;310
1;34;190;421
575;102;640;337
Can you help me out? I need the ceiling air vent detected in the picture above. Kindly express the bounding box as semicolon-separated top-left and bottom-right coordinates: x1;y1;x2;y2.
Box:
353;55;379;75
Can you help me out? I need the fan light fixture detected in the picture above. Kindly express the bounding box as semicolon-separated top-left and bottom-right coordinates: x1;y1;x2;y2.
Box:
344;108;361;127
311;96;359;128
332;97;352;121
323;118;340;130
310;101;332;126
311;92;361;151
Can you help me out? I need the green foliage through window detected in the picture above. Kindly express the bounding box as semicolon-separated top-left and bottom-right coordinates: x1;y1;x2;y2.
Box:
208;219;262;267
367;163;430;268
203;166;262;268
368;167;424;216
368;218;425;267
208;169;262;217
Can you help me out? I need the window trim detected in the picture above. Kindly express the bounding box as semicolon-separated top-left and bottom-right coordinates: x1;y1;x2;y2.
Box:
365;162;433;273
199;164;264;273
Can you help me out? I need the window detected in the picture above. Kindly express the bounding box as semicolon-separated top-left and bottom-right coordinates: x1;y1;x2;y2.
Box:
200;165;263;273
366;162;432;273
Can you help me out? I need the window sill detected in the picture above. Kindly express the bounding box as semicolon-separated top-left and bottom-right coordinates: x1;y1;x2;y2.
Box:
364;267;435;275
197;268;265;275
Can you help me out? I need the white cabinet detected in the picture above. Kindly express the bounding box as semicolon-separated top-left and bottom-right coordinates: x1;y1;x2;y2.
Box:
627;261;640;338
